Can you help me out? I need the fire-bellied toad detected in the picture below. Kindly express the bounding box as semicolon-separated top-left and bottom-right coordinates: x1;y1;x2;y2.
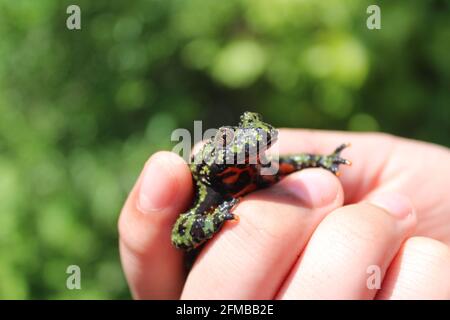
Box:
171;112;351;251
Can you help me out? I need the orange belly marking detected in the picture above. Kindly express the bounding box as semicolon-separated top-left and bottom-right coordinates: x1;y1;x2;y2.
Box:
279;162;295;175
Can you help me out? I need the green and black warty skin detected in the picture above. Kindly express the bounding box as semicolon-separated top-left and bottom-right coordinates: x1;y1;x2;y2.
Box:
171;112;351;251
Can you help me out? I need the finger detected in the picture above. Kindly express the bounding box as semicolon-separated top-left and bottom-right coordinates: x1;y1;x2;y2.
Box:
181;168;344;299
273;129;396;203
277;193;417;299
118;151;193;299
377;236;450;300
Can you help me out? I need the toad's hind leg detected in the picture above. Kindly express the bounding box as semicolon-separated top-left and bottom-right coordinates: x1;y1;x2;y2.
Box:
278;143;352;177
171;198;240;251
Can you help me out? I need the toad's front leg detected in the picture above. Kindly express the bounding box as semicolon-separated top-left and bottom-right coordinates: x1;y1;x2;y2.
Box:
171;198;239;251
277;143;352;177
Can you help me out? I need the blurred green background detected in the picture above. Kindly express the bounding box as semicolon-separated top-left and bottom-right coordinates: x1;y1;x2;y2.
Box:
0;0;448;299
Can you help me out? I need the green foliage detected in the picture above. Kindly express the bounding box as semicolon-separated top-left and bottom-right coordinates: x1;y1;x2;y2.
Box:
0;0;448;298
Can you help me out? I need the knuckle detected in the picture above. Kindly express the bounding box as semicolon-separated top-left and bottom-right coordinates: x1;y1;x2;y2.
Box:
324;203;395;243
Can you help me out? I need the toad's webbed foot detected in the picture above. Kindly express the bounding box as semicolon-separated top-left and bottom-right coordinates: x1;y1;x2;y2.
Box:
216;197;240;221
276;143;352;178
319;143;352;176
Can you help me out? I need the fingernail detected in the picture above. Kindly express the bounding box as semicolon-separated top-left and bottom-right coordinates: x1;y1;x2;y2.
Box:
369;193;414;219
138;155;178;213
283;169;340;208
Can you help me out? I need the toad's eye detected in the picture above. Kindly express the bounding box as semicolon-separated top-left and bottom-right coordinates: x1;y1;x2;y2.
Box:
215;127;234;147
